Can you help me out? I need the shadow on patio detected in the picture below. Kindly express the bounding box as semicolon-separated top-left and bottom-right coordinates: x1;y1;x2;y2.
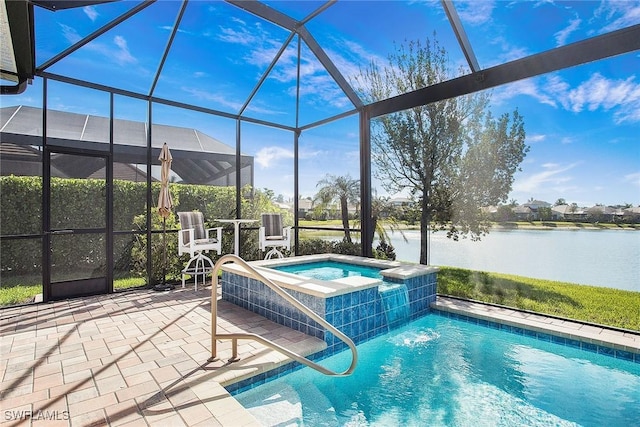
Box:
0;285;323;426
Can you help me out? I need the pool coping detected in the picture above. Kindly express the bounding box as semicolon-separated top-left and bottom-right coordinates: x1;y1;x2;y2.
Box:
432;296;640;357
222;253;439;298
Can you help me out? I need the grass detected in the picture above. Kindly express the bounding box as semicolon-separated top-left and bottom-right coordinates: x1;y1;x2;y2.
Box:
298;219;639;232
2;265;638;332
114;276;147;290
0;283;42;305
495;221;638;230
0;275;147;306
438;266;640;331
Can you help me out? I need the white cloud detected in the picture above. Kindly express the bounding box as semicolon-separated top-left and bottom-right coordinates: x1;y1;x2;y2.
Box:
255;146;294;168
217;25;261;46
60;24;82;44
595;1;640;33
181;86;287;116
181;87;243;111
482;36;530;66
455;0;496;26
624;171;640;187
527;134;546;143
503;72;640;124
78;34;137;66
160;25;191;35
214;13;392;111
112;36;136;65
544;75;570;101
564;73;640;123
554;17;581;46
492;79;557;107
83;6;98;22
513;162;580;193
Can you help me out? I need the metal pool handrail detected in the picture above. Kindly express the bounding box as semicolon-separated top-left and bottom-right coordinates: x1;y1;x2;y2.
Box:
210;254;358;377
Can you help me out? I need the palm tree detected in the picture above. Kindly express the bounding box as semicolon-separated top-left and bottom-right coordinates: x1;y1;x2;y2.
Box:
315;174;360;243
364;194;408;260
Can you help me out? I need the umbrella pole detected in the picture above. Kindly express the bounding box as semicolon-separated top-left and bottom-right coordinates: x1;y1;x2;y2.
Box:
154;215;173;291
162;216;167;287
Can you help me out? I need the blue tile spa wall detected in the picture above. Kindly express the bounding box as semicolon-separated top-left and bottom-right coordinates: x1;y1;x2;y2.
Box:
220;269;438;354
404;272;438;320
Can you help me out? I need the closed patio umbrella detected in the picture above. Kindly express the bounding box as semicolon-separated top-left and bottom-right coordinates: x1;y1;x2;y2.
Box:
155;142;174;291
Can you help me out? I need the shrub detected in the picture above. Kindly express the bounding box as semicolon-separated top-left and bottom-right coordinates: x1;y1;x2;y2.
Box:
297;238;334;255
296;238;362;256
130;211;183;284
374;240;396;260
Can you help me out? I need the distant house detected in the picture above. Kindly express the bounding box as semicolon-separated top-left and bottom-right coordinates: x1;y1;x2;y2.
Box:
389;197;412;208
480;205;498;220
297;198;314;217
520;200;552;220
586;205;620;222
552;204;588;221
622;206;640;222
522;200;552;210
513;205;534;221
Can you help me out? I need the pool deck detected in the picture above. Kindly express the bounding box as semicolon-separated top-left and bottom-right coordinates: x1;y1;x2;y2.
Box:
1;286;638;426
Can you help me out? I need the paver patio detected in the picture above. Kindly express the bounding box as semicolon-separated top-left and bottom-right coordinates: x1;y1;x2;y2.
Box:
0;285;324;426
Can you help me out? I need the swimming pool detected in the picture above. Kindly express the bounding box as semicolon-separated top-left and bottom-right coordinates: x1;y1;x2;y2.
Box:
235;313;640;426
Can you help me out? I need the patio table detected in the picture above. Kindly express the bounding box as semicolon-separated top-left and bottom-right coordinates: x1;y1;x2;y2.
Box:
215;219;258;256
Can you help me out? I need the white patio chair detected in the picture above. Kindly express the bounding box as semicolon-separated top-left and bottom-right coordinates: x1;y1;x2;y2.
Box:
177;211;222;290
259;213;292;259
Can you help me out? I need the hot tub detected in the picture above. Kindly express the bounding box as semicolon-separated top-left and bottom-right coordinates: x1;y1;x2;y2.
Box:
219;254;439;352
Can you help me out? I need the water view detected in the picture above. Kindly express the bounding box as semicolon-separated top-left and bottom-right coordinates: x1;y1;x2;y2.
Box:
381;228;639;292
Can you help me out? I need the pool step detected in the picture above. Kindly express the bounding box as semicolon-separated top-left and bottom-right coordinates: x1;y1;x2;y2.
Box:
238;380;338;426
297;381;338;425
239;382;303;425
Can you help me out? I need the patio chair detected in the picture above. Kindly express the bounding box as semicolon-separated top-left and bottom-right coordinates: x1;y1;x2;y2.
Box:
177;211;222;290
259;213;292;259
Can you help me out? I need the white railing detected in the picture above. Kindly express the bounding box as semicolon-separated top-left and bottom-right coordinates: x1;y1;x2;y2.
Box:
210;254;358;376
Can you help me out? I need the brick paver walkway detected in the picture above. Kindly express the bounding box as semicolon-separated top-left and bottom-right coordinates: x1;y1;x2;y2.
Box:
0;286;324;426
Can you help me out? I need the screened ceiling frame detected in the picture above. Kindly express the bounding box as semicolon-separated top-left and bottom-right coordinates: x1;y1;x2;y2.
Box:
19;0;640;258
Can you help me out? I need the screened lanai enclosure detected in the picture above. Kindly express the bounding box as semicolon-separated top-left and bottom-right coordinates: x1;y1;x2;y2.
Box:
1;0;639;303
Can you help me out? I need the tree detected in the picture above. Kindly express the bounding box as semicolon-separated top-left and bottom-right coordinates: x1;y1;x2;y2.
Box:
538;206;552;221
356;192;407;257
315;174;360;243
555;198;567;206
262;188;275;200
354;36;528;264
496;205;515;222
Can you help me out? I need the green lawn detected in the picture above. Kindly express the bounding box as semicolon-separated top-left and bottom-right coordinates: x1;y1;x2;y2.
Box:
2;265;638;332
0;275;146;306
438;266;640;331
298;219;639;231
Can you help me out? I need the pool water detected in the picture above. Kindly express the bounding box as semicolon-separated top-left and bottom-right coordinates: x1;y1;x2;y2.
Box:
236;314;640;426
273;261;383;281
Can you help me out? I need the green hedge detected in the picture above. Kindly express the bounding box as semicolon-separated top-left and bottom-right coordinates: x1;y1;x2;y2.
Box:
0;176;42;235
0;176;248;278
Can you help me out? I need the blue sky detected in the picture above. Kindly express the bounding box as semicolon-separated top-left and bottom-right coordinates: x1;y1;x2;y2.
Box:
4;0;640;207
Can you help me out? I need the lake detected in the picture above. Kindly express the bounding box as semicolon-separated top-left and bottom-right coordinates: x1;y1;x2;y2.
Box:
380;228;640;292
